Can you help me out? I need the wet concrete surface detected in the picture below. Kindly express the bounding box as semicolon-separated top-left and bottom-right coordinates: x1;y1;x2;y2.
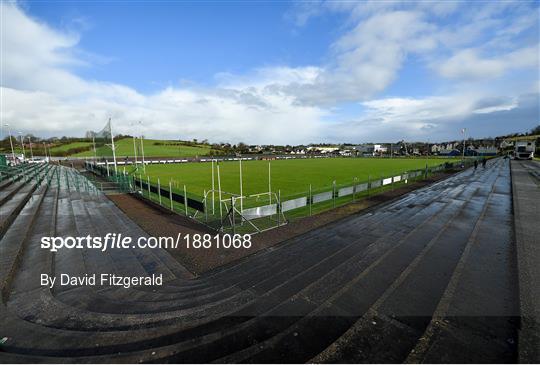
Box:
511;159;540;363
107;170;460;275
0;158;532;363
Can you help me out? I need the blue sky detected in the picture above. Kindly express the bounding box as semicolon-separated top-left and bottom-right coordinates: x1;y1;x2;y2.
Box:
24;2;338;91
1;0;539;144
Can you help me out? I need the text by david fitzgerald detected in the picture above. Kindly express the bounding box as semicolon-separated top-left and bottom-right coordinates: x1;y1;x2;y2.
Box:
41;274;163;289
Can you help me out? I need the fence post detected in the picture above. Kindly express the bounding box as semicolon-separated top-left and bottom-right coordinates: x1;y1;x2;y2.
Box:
353;177;357;202
147;176;151;200
309;184;312;216
231;197;235;235
204;189;208;222
367;175;370;196
158;178;162;205
277;189;281;226
169;180;173;211
332;181;336;208
184;185;188;216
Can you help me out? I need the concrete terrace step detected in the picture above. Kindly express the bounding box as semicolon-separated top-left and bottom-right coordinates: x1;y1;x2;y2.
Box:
1;181;468;354
310;159;513;364
406;159;519;363
15;176;476;358
0;166;55;300
214;183;472;363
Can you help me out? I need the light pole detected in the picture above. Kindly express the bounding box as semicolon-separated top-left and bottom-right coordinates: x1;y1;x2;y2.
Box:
138;121;145;173
461;128;466;163
4;124;15;163
92;135;97;162
130;122;138;165
426;140;429;164
28;136;34;159
18;132;26;159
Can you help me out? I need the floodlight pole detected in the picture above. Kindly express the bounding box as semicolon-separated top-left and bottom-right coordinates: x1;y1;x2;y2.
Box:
132;135;138;164
19;132;26;159
426;139;429;165
139;122;146;173
92;136;97;162
28;137;34;159
131;122;138;165
109;118;118;174
462;128;466;163
5;124;15;162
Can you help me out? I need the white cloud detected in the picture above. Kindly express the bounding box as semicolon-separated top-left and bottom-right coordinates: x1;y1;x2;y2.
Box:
361;95;475;128
0;2;328;144
1;3;88;95
215;66;321;89
1;84;328;144
437;46;539;79
327;92;537;142
275;10;439;105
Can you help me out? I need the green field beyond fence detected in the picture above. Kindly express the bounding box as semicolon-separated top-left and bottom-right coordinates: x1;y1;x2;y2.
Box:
75;138;213;158
140;157;450;197
87;158;466;233
89;156;464;234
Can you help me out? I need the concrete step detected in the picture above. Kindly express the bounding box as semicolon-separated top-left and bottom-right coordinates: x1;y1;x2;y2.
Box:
0;166;53;297
310;160;510;363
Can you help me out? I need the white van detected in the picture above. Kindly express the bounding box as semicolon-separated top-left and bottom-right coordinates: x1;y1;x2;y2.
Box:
514;141;535;160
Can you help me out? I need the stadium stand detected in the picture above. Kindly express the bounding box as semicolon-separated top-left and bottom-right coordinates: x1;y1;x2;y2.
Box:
0;159;528;362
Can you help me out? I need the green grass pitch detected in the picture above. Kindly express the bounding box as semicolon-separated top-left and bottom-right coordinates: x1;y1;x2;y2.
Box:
137;157;452;199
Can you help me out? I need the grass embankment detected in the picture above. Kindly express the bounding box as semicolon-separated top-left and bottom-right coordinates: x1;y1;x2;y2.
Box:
75;138;212;158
